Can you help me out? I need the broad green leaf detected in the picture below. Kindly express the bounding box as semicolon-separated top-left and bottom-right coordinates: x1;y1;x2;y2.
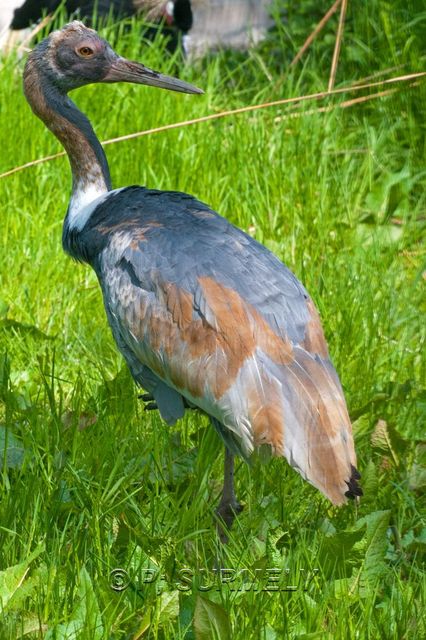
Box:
0;300;8;319
408;443;426;491
360;460;379;504
264;626;278;640
371;419;395;458
266;527;287;566
0;425;26;470
158;590;179;622
0;319;52;340
178;594;196;640
363;167;413;222
0;544;44;613
371;419;408;465
45;567;103;640
5;563;48;612
132;611;152;639
333;577;353;600
133;590;179;638
194;595;232;640
319;519;336;536
355;223;403;248
401;528;426;557
17;617;49;638
408;463;426;492
319;525;367;578
45;620;81;640
351;510;391;597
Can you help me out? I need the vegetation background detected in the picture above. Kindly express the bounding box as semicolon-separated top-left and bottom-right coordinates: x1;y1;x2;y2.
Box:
0;0;425;637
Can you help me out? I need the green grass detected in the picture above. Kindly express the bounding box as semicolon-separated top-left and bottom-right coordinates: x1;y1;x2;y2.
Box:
0;2;425;638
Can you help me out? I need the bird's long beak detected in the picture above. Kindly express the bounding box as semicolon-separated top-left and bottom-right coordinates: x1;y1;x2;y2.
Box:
103;57;203;94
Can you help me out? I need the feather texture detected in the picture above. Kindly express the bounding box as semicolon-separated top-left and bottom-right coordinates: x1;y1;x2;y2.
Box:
70;186;361;505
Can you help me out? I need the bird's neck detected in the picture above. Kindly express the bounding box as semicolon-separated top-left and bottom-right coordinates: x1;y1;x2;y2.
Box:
24;59;112;231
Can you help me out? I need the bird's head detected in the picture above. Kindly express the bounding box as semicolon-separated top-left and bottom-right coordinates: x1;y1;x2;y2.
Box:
27;21;202;94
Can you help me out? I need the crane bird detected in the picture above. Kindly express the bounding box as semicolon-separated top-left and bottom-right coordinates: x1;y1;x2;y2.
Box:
24;21;362;540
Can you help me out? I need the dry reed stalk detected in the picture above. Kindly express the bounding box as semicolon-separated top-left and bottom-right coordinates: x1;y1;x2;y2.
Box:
17;15;52;53
350;65;406;85
328;0;348;92
0;71;424;180
273;86;400;122
290;0;342;67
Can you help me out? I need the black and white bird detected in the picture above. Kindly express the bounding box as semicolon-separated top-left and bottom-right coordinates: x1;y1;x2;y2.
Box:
24;22;361;539
3;1;192;54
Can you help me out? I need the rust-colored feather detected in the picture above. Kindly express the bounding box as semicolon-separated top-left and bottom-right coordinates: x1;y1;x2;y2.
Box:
105;255;361;506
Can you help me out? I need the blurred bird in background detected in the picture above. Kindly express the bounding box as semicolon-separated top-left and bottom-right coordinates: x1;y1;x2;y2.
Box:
1;0;192;54
186;0;273;58
1;0;276;57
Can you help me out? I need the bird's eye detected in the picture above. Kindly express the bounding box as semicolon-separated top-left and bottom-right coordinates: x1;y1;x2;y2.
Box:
77;46;94;57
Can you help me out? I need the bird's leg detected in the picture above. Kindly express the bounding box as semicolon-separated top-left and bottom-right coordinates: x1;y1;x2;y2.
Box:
138;392;158;412
215;447;243;543
138;393;195;413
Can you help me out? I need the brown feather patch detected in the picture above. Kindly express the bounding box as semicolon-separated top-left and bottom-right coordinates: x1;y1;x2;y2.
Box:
129;277;296;401
247;374;284;455
97;220;163;240
164;282;194;330
198;277;293;369
288;348;356;504
302;299;329;359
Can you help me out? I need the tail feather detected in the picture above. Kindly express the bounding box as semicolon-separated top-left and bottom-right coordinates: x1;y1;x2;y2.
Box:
345;465;363;499
266;347;360;505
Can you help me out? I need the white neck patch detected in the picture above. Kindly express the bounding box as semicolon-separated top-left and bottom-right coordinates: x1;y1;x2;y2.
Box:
67;183;125;232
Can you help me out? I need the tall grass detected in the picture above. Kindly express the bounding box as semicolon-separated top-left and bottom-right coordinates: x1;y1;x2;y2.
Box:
0;1;425;638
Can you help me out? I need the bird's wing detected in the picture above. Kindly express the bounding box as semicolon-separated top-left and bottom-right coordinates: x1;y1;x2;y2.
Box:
102;301;186;426
91;188;360;504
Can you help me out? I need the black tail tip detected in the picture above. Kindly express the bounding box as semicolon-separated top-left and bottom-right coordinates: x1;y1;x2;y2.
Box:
345;465;363;499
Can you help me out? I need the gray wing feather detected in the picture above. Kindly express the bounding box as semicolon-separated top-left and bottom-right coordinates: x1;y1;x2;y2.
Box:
104;193;311;344
90;188;313;426
100;253;186;425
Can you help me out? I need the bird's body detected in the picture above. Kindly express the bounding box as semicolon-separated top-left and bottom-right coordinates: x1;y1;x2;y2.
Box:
65;184;358;504
24;22;361;537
